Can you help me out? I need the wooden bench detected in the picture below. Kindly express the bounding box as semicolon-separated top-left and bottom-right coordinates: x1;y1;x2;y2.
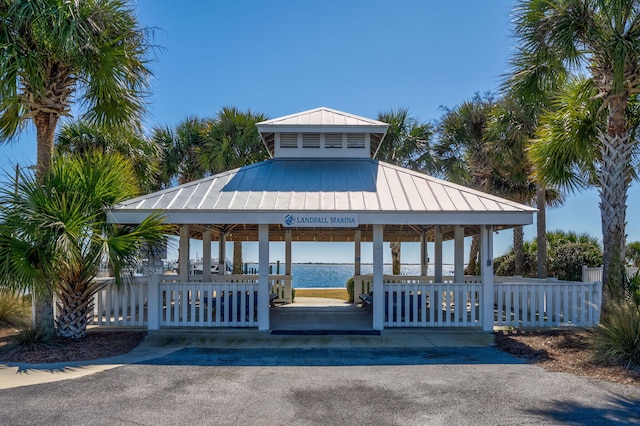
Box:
269;292;279;307
359;293;373;311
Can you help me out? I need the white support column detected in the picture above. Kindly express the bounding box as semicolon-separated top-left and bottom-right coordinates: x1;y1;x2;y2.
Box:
218;233;226;276
148;274;160;330
434;226;443;283
372;225;384;330
454;226;464;283
481;225;495;332
354;229;362;304
202;228;212;282
354;230;361;276
179;224;190;282
284;229;292;303
420;230;428;276
258;224;270;331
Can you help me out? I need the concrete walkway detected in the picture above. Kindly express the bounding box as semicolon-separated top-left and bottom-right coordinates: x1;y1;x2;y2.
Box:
0;297;493;390
1;333;639;425
271;296;373;330
0;327;493;390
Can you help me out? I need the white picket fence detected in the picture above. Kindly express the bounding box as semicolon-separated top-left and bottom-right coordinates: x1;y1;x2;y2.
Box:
494;279;601;327
90;274;602;329
355;275;601;328
158;281;258;327
381;282;482;327
582;265;638;283
91;274;286;328
92;277;149;326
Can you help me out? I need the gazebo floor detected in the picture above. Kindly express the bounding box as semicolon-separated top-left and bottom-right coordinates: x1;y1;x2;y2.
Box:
270;297;372;331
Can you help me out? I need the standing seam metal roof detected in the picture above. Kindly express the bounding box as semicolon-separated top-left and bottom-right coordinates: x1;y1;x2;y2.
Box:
112;158;535;216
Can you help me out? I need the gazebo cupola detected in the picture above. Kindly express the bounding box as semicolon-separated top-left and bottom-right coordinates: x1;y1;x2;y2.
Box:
256;107;389;159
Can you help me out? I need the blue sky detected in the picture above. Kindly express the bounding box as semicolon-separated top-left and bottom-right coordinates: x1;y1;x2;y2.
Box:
0;0;637;264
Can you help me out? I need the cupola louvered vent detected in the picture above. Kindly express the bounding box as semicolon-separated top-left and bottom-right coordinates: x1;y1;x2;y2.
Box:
279;133;298;148
325;134;343;148
347;133;366;148
303;133;321;148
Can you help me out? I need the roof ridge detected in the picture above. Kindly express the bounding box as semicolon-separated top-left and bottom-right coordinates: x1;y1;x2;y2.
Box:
257;107;388;126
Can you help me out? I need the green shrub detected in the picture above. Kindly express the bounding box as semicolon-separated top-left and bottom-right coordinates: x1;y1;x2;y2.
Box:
346;277;354;303
626;271;640;307
494;253;537;277
591;301;640;370
549;243;603;281
0;289;30;328
11;325;57;348
291;288;296;303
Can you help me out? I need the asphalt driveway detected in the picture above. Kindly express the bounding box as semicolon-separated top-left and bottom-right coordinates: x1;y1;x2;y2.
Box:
1;346;639;425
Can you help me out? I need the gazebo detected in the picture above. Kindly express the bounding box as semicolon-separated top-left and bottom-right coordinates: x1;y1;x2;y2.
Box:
105;107;601;332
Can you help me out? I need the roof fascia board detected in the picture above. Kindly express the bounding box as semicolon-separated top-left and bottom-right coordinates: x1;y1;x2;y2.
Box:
108;210;534;226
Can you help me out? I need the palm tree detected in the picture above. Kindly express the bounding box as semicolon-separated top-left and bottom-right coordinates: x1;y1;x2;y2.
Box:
504;10;569;280
0;0;153;179
375;108;434;274
436;94;498;274
487;95;565;275
152;117;210;187
199;107;269;273
0;0;153;331
56;121;162;193
511;0;640;303
200;106;269;174
0;153;169;339
531;76;640;303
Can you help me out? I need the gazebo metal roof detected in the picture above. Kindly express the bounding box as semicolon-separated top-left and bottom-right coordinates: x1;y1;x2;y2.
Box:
107;158;536;242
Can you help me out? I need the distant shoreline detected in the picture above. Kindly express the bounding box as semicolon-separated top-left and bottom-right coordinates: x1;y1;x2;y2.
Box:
244;262;457;266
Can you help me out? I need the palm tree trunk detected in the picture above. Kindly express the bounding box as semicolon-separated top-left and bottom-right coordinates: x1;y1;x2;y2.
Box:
536;184;547;278
466;235;480;275
390;242;401;275
598;130;631;307
513;226;524;276
233;241;243;274
32;111;60;334
54;279;100;339
34;112;59;182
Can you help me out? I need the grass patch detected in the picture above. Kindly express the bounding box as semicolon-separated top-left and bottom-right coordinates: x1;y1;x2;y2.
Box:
0;289;30;328
294;288;349;300
11;326;57;348
591;301;640;370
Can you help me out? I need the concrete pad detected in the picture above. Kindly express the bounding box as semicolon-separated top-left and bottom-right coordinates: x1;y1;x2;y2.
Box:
271;297;372;330
0;322;493;389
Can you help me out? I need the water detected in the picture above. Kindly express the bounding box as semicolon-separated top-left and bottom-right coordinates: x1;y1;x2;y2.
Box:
245;263;455;288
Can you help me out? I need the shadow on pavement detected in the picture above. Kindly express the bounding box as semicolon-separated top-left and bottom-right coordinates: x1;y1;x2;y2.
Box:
138;346;528;367
524;395;640;425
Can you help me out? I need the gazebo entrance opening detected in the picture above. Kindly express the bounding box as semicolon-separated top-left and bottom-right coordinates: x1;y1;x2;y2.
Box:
165;222;492;332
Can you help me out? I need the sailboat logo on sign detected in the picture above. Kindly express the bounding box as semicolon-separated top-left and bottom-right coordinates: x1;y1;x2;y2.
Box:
282;213;359;228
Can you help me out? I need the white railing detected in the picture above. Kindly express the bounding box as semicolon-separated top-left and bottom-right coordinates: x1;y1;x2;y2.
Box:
267;275;292;303
354;274;484;298
159;280;258;327
89;273;602;330
582;266;638;283
186;274;292;303
356;274;601;328
92;277;149;326
494;279;602;327
382;281;482;327
92;274;285;329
